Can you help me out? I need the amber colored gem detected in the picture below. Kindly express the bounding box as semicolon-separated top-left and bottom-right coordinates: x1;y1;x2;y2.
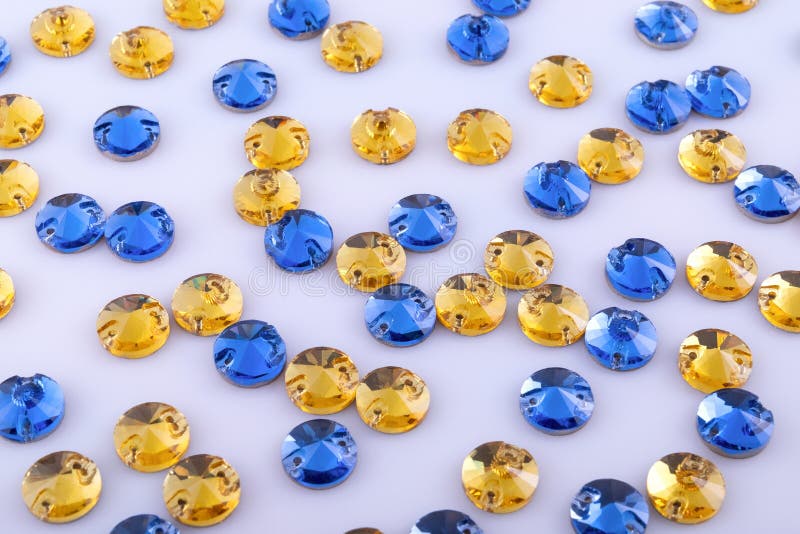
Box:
233;168;301;226
758;271;800;333
518;284;589;346
351;108;416;164
435;273;506;336
30;6;95;57
320;21;383;73
336;232;406;292
577;128;644;184
679;328;752;393
646;452;725;524
461;441;539;514
685;241;757;301
285;347;360;415
678;129;746;184
163;454;240;527
529;55;593;108
97;294;170;358
163;0;225;29
0;160;39;217
110;26;174;79
702;0;758;14
171;273;243;336
113;402;190;472
245;116;310;170
484;230;554;290
0;94;45;149
447;108;512;165
355;366;430;434
0;268;13;320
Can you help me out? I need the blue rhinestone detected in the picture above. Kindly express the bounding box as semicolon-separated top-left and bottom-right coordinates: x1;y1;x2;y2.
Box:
634;1;697;49
446;14;509;64
0;37;11;75
520;367;594;435
268;0;330;39
93;106;160;161
105;201;175;262
212;59;277;112
364;283;436;347
213;320;286;387
410;510;484;534
281;418;357;489
110;514;180;534
686;66;750;118
35;193;106;253
584;307;658;371
264;209;334;272
570;478;649;534
388;194;457;252
733;165;800;223
625;80;691;134
697;388;774;458
0;374;64;443
523;161;592;219
606;238;676;301
472;0;530;17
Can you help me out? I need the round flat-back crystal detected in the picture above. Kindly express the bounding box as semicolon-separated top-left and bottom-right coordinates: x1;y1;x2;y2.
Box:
0;160;39;216
446;14;509;64
758;271;800;332
162;454;240;527
679;328;752;393
269;0;330;39
93;105;160;161
351;108;416;164
171;273;244;336
625;80;691;134
634;1;698;49
96;294;170;358
584;307;657;371
22;451;102;523
245;115;310;170
577;128;644;184
646;452;725;524
518;284;589;346
110;27;174;79
697;388;773;458
30;6;95;57
336;232;406;291
105;201;174;262
461;441;539;513
212;59;277;112
524;160;592;218
320;21;382;72
285;347;359;414
529;55;593;108
570;479;649;534
678;129;746;183
281;418;358;489
35;193;105;253
163;0;224;29
388;194;457;252
484;230;553;290
0;94;45;148
605;238;676;300
213;320;286;387
447;108;512;165
0;373;64;442
355;366;430;434
0;268;14;320
685;241;757;301
113;402;190;472
519;367;594;434
733;165;800;222
435;273;506;335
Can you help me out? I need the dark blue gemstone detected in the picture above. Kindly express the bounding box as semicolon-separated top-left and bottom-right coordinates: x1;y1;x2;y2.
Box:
472;0;531;17
264;209;333;272
606;238;676;300
634;1;697;49
697;388;774;458
584;307;658;371
410;509;483;534
447;14;509;64
213;320;286;387
93;106;160;161
0;37;11;75
733;165;800;222
625;80;691;134
686;66;750;118
110;514;180;534
570;479;649;534
35;193;106;253
388;194;457;252
105;201;175;262
520;367;594;435
212;59;277;112
268;0;330;39
281;419;357;489
0;374;64;443
524;160;592;219
364;283;435;347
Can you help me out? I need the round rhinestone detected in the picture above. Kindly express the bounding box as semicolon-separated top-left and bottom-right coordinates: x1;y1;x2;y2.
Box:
336;232;406;292
625;80;691;134
0;37;10;75
213;320;286;387
96;294;170;358
472;0;531;16
285;347;359;415
30;6;95;57
570;478;649;534
355;366;430;434
524;160;592;218
686;241;757;301
679;328;752;393
281;418;358;489
484;230;553;290
678;129;746;183
163;0;224;29
584;307;657;371
212;59;277;112
110;27;174;79
446;108;512;165
634;1;698;49
364;283;436;347
520;367;594;435
0;94;45;148
269;0;330;39
388;194;457;252
435;273;506;336
351;108;416;164
111;514;180;534
646;452;725;524
686;66;750;118
446;14;509;64
172;273;243;336
577;128;644;185
0;160;39;217
606;238;676;301
245;115;310;170
461;441;539;513
411;510;483;534
113;402;190;472
264;209;333;272
758;271;800;332
233;168;300;226
518;284;589;347
0;374;64;442
162;454;240;527
320;21;382;73
697;388;773;458
22;451;101;523
0;268;14;320
529;55;593;108
105;201;175;262
93;105;160;161
733;165;800;222
702;0;757;13
35;193;105;253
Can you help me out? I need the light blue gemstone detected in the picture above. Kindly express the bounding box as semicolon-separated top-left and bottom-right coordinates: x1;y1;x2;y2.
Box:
697;388;774;458
105;201;175;262
364;283;435;347
625;80;691;134
733;165;800;223
520;367;594;435
410;510;484;534
264;209;333;272
570;479;649;534
110;514;180;534
446;14;509;64
584;307;657;371
606;238;676;301
0;374;64;443
35;193;106;253
213;320;286;387
472;0;531;17
523;161;591;219
388;194;457;252
268;0;330;39
634;1;697;49
281;419;357;489
93;106;160;161
686;66;750;118
212;59;277;112
0;37;11;75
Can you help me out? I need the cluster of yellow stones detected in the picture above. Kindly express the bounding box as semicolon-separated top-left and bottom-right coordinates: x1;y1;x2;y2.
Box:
646;452;726;524
0;160;39;216
679;328;753;393
461;441;539;514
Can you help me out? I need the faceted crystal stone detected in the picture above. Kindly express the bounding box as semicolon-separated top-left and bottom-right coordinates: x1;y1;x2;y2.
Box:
285;347;359;414
163;454;240;527
0;374;64;442
0;268;14;320
364;283;436;347
472;0;531;17
264;209;333;272
355;366;430;434
22;451;102;523
484;230;553;290
111;514;180;534
171;273;243;336
212;59;277;112
518;284;589;347
435;273;506;335
461;441;539;513
685;241;757;301
529;55;593;108
388;194;457;251
524;160;592;218
646;452;725;524
96;294;170;358
571;479;649;534
213;320;286;387
35;193;105;253
606;238;676;301
281;418;358;489
697;388;773;458
351;108;416;164
0;94;45;148
758;271;800;332
625;80;691;134
269;0;330;39
110;27;174;79
163;0;224;29
702;0;757;13
446;14;509;64
577;128;644;185
584;307;657;371
113;402;190;472
320;21;383;73
679;328;752;393
686;66;750;118
30;6;95;57
245;116;310;170
447;108;512;165
678;129;746;183
234;169;300;226
519;367;594;435
0;160;39;216
336;232;406;291
0;37;10;75
93;106;160;161
634;1;698;49
105;201;174;262
733;165;800;222
410;510;483;534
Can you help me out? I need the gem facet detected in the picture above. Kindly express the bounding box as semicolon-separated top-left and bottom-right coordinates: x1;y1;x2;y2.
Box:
520;367;594;435
93;106;160;161
529;55;593;108
606;238;676;301
0;160;39;216
733;165;800;222
264;209;334;272
461;441;539;514
351;108;416;164
30;6;95;57
172;273;243;336
518;284;589;347
110;27;174;79
758;271;800;332
686;241;757;301
411;510;483;534
388;194;457;252
0;94;45;148
212;59;277;112
285;347;359;414
686;66;750;118
698;388;774;460
646;452;725;524
97;294;170;358
634;1;698;49
678;129;746;183
113;402;190;472
162;454;240;527
35;193;105;253
0;374;64;443
245;116;310;170
163;0;224;29
22;451;101;523
523;160;592;218
269;0;330;39
336;232;406;291
364;283;436;347
435;273;506;335
484;230;553;290
577;128;644;185
702;0;757;13
105;201;175;262
281;418;358;489
0;37;10;75
320;21;383;73
584;307;657;371
447;108;512;165
0;268;13;320
472;0;530;16
355;366;430;434
625;80;691;134
571;479;649;534
213;320;286;387
446;14;509;64
111;514;180;534
679;328;752;393
234;168;300;226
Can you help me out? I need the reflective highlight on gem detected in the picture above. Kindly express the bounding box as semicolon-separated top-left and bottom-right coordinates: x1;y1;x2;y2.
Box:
571;479;649;534
110;27;174;79
214;320;286;387
163;0;224;29
446;14;509;64
269;0;330;39
0;160;39;217
35;193;105;253
245;115;310;170
758;271;800;332
234;168;300;226
435;273;506;335
733;165;800;222
22;451;102;523
524;160;591;218
336;232;406;291
461;441;539;513
285;347;359;414
584;307;657;371
697;388;773;458
0;94;45;148
678;129;746;183
30;6;95;57
520;367;594;435
388;194;457;252
0;374;64;443
679;328;752;393
171;274;243;336
105;201;174;262
213;59;277;112
411;510;483;534
625;80;691;134
646;452;725;524
351;108;416;164
162;454;240;527
365;283;435;347
111;514;180;534
355;366;430;434
686;66;750;118
447;108;512;165
97;294;170;358
634;1;698;49
113;402;190;472
93;106;160;161
281;418;358;489
0;269;13;320
685;241;757;301
577;128;644;185
484;230;553;290
606;238;676;301
473;0;530;17
320;21;383;73
264;209;333;272
528;55;593;108
518;284;589;347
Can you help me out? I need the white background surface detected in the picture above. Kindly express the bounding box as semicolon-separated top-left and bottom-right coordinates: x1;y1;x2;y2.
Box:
0;0;797;532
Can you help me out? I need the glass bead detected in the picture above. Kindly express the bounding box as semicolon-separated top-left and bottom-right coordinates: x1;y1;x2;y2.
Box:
0;268;14;320
269;0;330;39
30;6;95;57
355;366;430;434
605;238;676;301
0;94;45;148
351;108;416;164
411;510;483;534
163;0;224;29
113;402;190;472
336;232;406;292
245;115;310;170
685;241;757;301
0;37;10;75
446;14;509;64
702;0;757;13
163;454;240;527
96;294;170;358
758;271;800;332
93;105;161;161
523;160;592;218
646;452;725;524
111;514;180;534
584;307;658;371
577;128;644;185
625;80;691;134
233;168;300;226
461;441;539;513
518;284;589;346
35;193;105;253
484;230;553;290
473;0;531;17
22;451;101;523
435;273;506;335
264;209;333;272
105;201;174;262
678;129;746;183
733;165;800;222
446;108;512;165
364;283;436;347
213;320;286;387
285;347;359;414
679;328;752;393
697;388;773;458
0;373;64;442
171;273;243;336
686;66;750;118
520;367;594;435
388;194;457;252
634;1;698;49
110;27;174;79
570;479;649;534
212;59;277;112
0;160;39;216
529;55;593;108
281;418;358;489
320;21;383;73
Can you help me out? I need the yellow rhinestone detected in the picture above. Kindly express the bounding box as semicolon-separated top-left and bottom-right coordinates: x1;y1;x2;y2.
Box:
435;273;506;336
461;441;539;514
21;451;101;524
30;6;95;58
336;232;406;292
355;366;430;434
678;129;746;183
171;273;243;336
0;268;14;320
351;108;416;164
446;108;512;165
320;21;383;73
110;26;174;79
679;328;752;393
285;347;359;415
484;230;554;290
163;0;224;29
529;55;593;108
113;402;190;472
702;0;758;13
758;271;800;332
646;452;725;524
96;294;170;358
577;128;644;184
685;241;757;302
518;284;589;346
245;116;310;170
233;168;301;226
0;94;45;149
0;160;39;216
163;454;240;527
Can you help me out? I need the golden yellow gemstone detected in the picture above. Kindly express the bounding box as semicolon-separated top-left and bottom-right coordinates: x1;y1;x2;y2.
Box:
320;21;383;73
113;402;190;472
678;129;746;184
285;347;359;415
529;55;593;108
336;232;406;292
685;241;757;302
446;108;512;165
758;270;800;332
21;451;102;524
461;441;539;514
702;0;758;13
163;0;224;29
245;116;310;170
577;128;644;184
679;328;752;393
163;454;240;527
0;160;39;217
484;230;554;290
110;26;174;79
171;273;243;336
0;94;45;149
646;452;725;524
0;268;14;320
233;168;301;226
351;108;416;164
518;284;589;346
30;6;95;58
435;273;506;335
356;366;430;434
96;294;170;358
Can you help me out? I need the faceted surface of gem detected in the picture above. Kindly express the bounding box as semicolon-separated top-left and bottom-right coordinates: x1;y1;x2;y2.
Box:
447;108;512;165
625;80;691;134
22;451;101;523
528;55;593;108
111;514;180;534
269;0;330;39
435;273;506;335
678;129;746;183
685;241;757;301
0;268;13;320
577;128;644;185
171;273;243;336
411;510;483;534
571;479;649;534
234;168;300;226
320;21;383;73
484;230;553;290
686;66;750;118
584;307;657;371
518;284;589;347
355;366;430;434
351;108;416;164
364;283;436;347
758;271;800;332
163;0;224;29
281;418;358;489
162;454;240;527
646;452;725;524
30;6;95;57
520;367;594;435
113;402;190;472
212;59;277;112
35;193;105;253
285;347;359;414
634;1;698;49
524;160;592;218
336;232;406;291
0;160;39;216
702;0;757;13
93;105;160;161
245;115;310;170
0;37;10;75
697;388;773;458
0;94;45;148
105;201;174;262
0;374;64;443
213;320;286;387
461;441;539;513
264;209;333;271
606;238;676;300
679;328;752;393
97;294;170;358
388;194;457;251
473;0;530;17
446;14;509;64
110;27;174;79
733;165;800;222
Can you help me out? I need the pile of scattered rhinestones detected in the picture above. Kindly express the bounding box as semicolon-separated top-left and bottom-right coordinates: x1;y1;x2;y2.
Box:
0;0;796;533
